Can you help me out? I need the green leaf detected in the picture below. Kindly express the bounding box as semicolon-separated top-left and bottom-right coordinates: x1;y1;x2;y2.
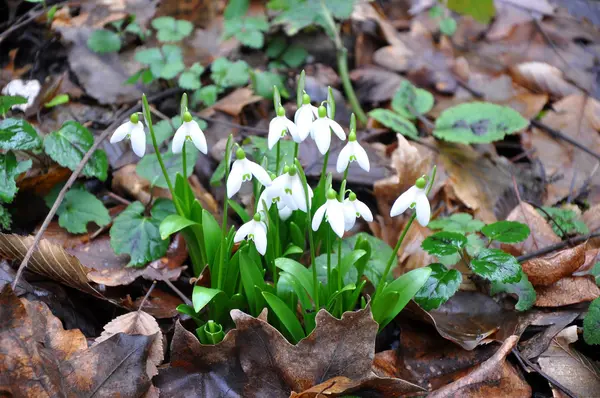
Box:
325;0;357;19
152;17;193;42
44;121;108;181
159;214;197;240
482;221;530;243
136;145;198;189
345;233;393;287
202;209;221;266
490;272;536;311
195;85;219;106
588;262;600;286
240;250;266;315
211;58;250;88
584;297;600;345
251;71;289;99
46;188;110;234
272;2;323;36
178;63;204;90
151;198;177;220
136;45;185;79
391;80;435;120
0;118;42;151
414;263;462;311
224;0;249;19
439;17;457;36
429;5;443;18
134;47;163;65
235;27;265;49
263;291;306;343
428;213;485;233
87;29;122;53
421;231;468;256
538;206;589;238
0;204;11;230
0;152;31;203
44;94;69;108
192;286;224;312
466;233;486;257
0;95;27;115
281;44;308;68
243;136;295;175
471;248;522;283
267;36;287;58
368;109;419;139
447;0;495;23
433;102;529;144
110;201;171;267
275;257;314;300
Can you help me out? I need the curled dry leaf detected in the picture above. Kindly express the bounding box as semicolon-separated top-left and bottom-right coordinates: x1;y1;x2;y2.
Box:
94;310;163;378
505;202;561;255
519;311;579;360
534;276;600;307
509;62;581;99
429;335;531;397
212;87;262;116
522;244;586;286
537;325;600;397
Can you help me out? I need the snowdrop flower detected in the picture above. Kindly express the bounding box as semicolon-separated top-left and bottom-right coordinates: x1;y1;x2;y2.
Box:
312;189;346;238
258;183;294;221
110;113;146;157
227;148;272;198
310;105;346;155
390;176;431;226
234;213;268;255
342;192;373;231
336;130;370;173
172;111;207;154
294;93;316;142
268;106;299;149
270;165;313;212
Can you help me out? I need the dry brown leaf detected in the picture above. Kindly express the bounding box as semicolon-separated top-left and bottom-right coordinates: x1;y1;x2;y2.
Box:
523;95;600;204
291;374;422;398
583;203;600;231
120;288;182;319
522;244;586;286
212;87;262;116
509;62;581;99
488;0;555;40
505;202;561;255
94;311;163;378
397;222;437;275
429;335;530;397
538;325;600;397
535;276;600;306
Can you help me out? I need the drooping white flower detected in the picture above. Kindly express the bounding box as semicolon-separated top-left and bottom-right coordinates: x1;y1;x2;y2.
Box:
390;177;431;226
312;189;346;238
342;192;373;231
227;148;272;198
110;113;146;157
294;93;316;142
309;105;346;155
172;112;207;154
258;183;293;221
336;130;370;173
270;165;313;213
268;106;299;149
234;213;268;255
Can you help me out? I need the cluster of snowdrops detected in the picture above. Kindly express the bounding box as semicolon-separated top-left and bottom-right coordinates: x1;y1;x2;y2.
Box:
109;78;436;343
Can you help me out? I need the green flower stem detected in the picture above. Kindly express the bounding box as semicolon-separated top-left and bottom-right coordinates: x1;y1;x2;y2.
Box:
326;227;332;295
319;150;330;188
275;140;281;175
293;142;299;160
182;140;188;180
336;236;343;316
274;213;280;285
216;135;233;290
338;167;349;201
142;94;182;215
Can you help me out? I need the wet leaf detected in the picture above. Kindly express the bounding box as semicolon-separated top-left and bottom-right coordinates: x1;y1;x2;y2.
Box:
414;263;462;311
421;231;468;256
0;204;10;230
45;187;110;234
535;276;600;307
472;248;522;283
481;221;530;243
434;102;529;144
522;244;585;286
490;272;536;311
0;151;31;203
0;118;42;150
368;108;419;139
43;121;108;181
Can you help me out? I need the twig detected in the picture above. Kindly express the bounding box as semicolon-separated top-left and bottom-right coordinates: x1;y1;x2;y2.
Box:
530;119;600;162
0;1;69;44
107;191;131;206
511;348;578;398
164;279;193;306
517;230;600;262
12;88;181;290
137;281;157;312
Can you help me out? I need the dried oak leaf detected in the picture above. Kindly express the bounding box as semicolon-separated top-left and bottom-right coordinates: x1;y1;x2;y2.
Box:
0;285;156;398
522;244;586;286
534;276;600;306
505;202;561;255
429;336;531;397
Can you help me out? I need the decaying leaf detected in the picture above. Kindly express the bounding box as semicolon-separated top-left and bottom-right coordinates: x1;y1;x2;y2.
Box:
534;276;600;306
505;202;561;255
429;336;531;397
522;244;586;286
538;325;600;397
519;310;579;360
509;62;581;99
212;87;262;116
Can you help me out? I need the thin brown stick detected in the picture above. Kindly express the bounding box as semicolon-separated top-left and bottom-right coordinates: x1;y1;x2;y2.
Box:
530;118;600;162
517;229;600;262
137;281;157;312
164;279;193;306
12;88;181;290
512;348;578;398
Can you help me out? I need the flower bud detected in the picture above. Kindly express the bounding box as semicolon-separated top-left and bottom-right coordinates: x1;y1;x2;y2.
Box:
415;176;427;189
317;105;327;118
348;130;357;142
130;113;139;124
302;93;311;105
326;188;337;200
236;147;246;160
183;111;192;123
276;106;285;117
288;164;297;176
349;191;357;201
253;213;262;222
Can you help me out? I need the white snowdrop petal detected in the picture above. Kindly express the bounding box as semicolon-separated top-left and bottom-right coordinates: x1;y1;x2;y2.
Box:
311;204;327;231
313;119;331;155
284;118;301;143
356;200;373;222
336;142;352;173
268;117;286;149
327;202;346;238
234;221;254;243
295;106;313;141
253;228;267;255
291;176;308;212
279;206;292;220
415;192;431;226
248;161;272;186
110;121;133;144
129;123;146;157
187;121;208;154
390;186;418;217
226;165;244;198
354;142;370;172
342;201;357;231
172;123;188;154
329;120;346;141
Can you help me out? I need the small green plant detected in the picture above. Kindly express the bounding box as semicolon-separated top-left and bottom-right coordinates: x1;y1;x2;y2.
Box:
537;206;589;238
428;5;457;36
87;15;145;54
584;296;600;345
416;213;536;311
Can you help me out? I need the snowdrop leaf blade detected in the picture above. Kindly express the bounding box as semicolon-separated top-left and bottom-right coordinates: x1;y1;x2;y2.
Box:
262;292;306;344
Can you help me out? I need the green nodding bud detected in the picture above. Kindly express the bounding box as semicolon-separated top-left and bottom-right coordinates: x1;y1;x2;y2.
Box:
277;106;285;117
236;147;246;160
348;130;357;142
318;105;327;118
130;113;139;124
253;213;261;222
349;191;357;201
302;93;310;105
183;111;192;123
288;165;297;176
415;176;427;189
326;188;337;200
283;165;290;174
